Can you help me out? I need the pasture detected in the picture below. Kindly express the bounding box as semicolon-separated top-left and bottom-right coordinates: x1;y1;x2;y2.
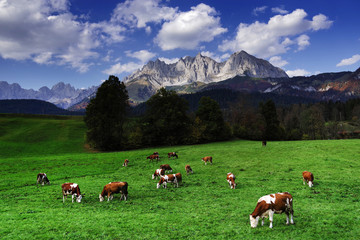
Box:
0;114;359;239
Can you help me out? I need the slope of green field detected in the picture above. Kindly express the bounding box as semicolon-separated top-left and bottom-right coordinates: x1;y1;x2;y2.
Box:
0;114;87;158
1;127;359;239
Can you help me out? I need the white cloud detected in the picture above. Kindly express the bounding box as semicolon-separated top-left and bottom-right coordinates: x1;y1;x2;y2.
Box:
296;34;310;51
219;9;333;58
126;50;156;64
269;56;288;68
201;51;230;62
252;6;267;16
336;54;360;67
155;3;227;50
103;62;142;75
286;69;311;77
271;7;288;15
111;0;178;28
158;57;179;64
0;0;126;72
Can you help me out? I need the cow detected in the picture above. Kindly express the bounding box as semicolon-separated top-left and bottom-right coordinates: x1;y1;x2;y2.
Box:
147;154;159;162
99;182;128;202
160;164;173;173
152;168;165;179
157;174;178;188
262;140;267;147
226;172;236;189
302;171;314;188
122;159;129;167
61;183;82;203
249;192;294;228
36;173;50;185
201;156;212;165
175;173;182;184
185;165;193;175
168;152;178;159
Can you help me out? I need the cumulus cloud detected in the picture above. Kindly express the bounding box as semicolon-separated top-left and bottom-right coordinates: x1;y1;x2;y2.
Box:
111;0;178;28
126;50;156;64
252;6;267;16
219;9;333;58
158;57;179;64
0;0;126;72
155;3;227;50
271;7;289;15
103;62;142;75
336;54;360;67
269;56;288;68
286;69;311;77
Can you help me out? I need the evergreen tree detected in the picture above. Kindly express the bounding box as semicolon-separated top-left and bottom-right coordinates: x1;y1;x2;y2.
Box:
195;96;231;142
260;99;283;140
84;75;129;150
142;88;191;146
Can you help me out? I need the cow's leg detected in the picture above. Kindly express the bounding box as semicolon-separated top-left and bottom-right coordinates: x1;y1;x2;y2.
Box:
63;195;65;203
268;211;274;228
285;212;290;225
290;210;294;224
303;178;306;185
261;217;264;226
72;194;75;203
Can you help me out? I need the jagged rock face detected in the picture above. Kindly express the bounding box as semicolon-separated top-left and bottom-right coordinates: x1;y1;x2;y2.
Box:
123;51;288;101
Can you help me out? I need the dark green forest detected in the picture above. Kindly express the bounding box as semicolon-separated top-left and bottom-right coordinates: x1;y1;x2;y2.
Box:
85;77;360;151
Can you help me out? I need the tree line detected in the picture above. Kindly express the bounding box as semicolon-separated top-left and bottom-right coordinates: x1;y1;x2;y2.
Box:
85;76;360;151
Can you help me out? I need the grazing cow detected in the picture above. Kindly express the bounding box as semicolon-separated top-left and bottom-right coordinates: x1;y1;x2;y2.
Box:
160;164;173;173
201;156;212;165
175;173;182;184
99;182;128;202
147;154;159;162
152;168;165;179
185;165;193;175
122;159;129;167
226;172;236;189
61;183;82;203
249;192;294;228
262;140;267;147
37;173;50;185
157;174;178;188
168;152;178;159
302;171;314;188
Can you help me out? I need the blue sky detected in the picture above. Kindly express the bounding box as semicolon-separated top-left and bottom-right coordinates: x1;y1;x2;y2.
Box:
0;0;359;90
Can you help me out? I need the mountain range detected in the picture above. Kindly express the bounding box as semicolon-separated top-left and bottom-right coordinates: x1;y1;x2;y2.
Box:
1;50;360;113
0;81;98;109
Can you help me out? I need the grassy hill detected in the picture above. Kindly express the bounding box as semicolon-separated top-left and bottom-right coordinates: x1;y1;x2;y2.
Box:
0;114;359;239
0;114;87;158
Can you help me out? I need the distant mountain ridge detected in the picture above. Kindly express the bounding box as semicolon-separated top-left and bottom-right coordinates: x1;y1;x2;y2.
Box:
0;81;98;109
124;51;288;102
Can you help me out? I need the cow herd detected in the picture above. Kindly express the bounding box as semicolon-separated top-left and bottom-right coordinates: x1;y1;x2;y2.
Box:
36;149;315;229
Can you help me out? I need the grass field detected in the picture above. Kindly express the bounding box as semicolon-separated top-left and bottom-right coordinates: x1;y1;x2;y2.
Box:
0;114;359;239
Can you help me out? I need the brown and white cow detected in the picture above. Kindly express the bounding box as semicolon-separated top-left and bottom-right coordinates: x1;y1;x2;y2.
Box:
37;173;50;185
175;173;182;184
99;182;128;202
61;183;82;203
157;174;179;188
185;165;193;175
302;171;314;188
152;168;165;179
201;156;212;165
160;164;172;173
249;192;294;228
122;159;129;167
168;152;178;159
147;154;159;162
226;172;236;189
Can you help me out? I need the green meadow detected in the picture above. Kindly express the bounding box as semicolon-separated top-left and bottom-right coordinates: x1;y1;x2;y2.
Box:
0;114;359;239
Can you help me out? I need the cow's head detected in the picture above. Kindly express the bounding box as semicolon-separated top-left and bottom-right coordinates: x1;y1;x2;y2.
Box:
99;194;105;202
157;178;166;189
249;215;260;228
76;194;82;203
308;181;313;188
